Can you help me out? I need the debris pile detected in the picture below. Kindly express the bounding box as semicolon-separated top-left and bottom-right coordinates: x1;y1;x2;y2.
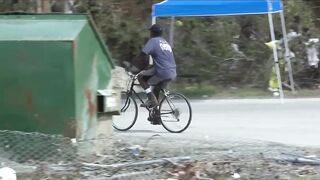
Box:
1;133;320;179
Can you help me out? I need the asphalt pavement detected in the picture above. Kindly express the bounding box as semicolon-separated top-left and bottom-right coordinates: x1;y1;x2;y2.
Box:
114;98;320;148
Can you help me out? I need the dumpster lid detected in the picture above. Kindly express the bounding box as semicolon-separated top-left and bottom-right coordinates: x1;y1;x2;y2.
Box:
0;13;114;67
0;13;88;41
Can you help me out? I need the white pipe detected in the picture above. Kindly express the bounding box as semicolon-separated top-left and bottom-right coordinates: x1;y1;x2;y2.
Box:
152;16;156;25
150;16;157;65
169;16;175;47
280;11;295;92
268;12;285;100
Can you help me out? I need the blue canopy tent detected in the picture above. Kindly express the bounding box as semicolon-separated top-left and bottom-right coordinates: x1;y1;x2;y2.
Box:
152;0;295;99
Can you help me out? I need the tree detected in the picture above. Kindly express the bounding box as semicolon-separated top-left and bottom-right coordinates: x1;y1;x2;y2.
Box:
0;0;319;89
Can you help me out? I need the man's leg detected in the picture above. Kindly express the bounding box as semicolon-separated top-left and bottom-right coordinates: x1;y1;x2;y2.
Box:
146;85;161;125
138;74;159;108
145;76;167;124
153;85;161;102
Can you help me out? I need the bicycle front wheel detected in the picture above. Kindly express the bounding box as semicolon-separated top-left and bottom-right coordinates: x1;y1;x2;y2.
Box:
159;92;192;133
112;92;138;131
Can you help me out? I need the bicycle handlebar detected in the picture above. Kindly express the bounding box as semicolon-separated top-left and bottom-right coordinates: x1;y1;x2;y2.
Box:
126;70;144;80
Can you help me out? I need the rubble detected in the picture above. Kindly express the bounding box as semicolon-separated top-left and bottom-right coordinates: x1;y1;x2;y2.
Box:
1;134;320;179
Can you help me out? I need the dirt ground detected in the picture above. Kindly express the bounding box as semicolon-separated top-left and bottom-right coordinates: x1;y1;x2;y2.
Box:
10;135;319;179
96;135;320;180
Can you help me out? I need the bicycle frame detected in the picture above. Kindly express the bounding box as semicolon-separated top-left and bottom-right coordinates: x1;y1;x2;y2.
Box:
123;74;174;115
126;78;149;110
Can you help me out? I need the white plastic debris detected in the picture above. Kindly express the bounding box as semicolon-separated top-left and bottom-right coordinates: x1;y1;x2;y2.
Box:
232;172;241;179
309;38;319;43
129;145;144;157
305;155;317;159
71;138;77;144
0;167;16;180
273;91;280;97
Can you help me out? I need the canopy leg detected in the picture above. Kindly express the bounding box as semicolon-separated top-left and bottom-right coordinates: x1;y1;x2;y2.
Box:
149;16;157;65
152;16;156;25
280;11;295;92
268;12;285;100
169;16;175;47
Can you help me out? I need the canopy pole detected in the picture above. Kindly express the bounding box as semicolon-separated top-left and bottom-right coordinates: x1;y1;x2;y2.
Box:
268;12;284;100
169;16;175;47
150;16;157;65
152;16;156;25
280;11;295;92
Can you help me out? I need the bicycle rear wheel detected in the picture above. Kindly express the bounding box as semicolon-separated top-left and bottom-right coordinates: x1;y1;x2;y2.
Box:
112;92;138;131
159;92;192;133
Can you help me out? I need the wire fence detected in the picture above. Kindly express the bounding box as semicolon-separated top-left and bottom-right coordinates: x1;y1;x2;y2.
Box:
0;130;76;163
0;130;181;179
0;130;79;179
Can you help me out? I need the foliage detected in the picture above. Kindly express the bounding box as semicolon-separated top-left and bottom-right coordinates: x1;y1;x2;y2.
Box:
1;0;319;90
175;84;217;98
0;0;36;12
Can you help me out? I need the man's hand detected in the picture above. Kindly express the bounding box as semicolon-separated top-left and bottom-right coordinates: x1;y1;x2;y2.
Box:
138;70;146;76
122;61;140;74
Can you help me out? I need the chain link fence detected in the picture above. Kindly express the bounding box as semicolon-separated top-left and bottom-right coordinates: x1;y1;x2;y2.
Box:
0;130;78;179
0;130;76;163
0;130;186;179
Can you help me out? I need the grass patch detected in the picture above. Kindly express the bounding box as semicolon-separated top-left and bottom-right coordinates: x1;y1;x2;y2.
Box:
175;84;216;98
212;87;320;98
174;84;320;98
285;89;320;98
214;87;270;98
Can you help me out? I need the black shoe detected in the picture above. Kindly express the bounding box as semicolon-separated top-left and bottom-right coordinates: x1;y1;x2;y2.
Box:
147;116;161;125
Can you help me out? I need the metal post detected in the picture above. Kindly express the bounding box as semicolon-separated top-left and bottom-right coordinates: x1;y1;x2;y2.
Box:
150;16;157;65
268;12;285;100
169;17;175;47
152;16;156;25
280;11;295;92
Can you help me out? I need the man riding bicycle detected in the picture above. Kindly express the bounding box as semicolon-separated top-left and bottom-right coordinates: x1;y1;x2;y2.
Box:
113;25;192;130
128;24;176;124
136;24;177;109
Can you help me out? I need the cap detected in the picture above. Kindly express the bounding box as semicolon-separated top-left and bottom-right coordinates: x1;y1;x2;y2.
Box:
149;24;163;34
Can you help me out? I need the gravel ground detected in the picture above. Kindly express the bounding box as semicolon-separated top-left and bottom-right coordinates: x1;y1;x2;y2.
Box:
100;134;320;180
1;133;320;180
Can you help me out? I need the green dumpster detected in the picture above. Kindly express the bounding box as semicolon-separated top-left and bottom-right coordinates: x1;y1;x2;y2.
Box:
0;14;114;138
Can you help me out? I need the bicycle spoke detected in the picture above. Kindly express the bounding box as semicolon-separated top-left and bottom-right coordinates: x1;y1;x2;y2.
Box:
160;92;192;133
165;97;177;111
160;112;174;115
162;120;180;122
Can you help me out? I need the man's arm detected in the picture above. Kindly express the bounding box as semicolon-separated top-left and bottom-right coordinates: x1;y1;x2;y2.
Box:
131;52;150;72
127;38;154;73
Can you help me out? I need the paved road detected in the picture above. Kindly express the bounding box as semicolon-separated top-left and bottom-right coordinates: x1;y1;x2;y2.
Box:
115;98;320;148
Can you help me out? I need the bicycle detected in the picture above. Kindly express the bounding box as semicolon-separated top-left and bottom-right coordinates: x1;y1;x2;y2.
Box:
112;71;192;133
